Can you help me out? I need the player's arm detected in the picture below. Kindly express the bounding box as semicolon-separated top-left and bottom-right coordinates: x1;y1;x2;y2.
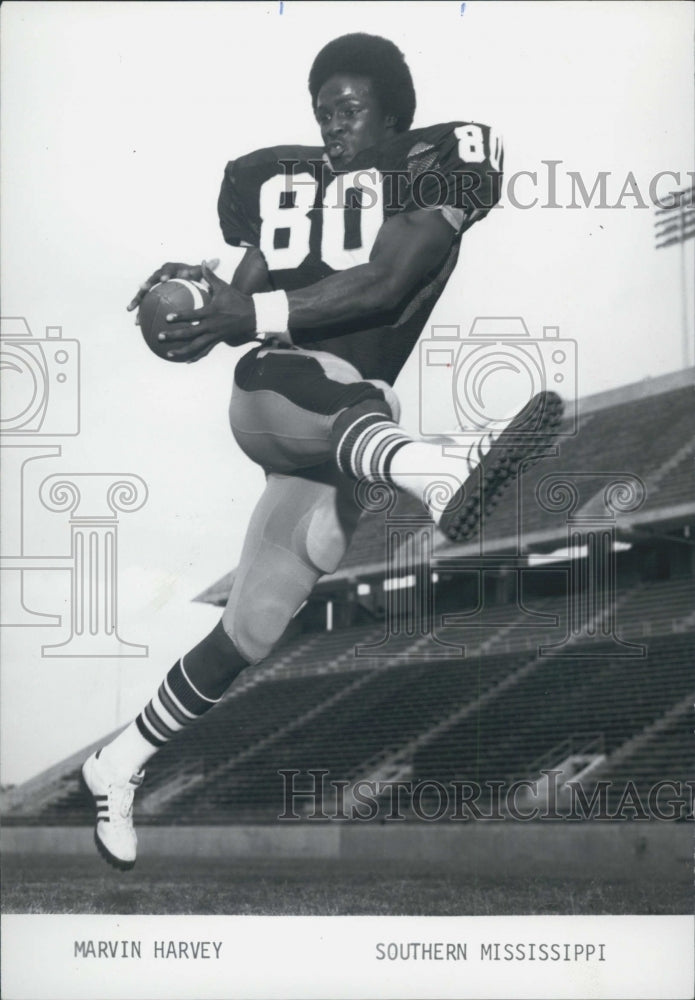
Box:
163;209;456;361
287;208;454;329
230;246;273;294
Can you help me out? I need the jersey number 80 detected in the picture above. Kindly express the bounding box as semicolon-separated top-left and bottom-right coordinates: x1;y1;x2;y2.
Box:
257;125;499;272
259;170;384;272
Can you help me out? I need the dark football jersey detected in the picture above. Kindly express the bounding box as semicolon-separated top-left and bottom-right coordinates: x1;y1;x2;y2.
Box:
218;122;503;384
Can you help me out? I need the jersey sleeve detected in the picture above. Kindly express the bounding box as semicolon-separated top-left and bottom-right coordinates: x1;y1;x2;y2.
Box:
217;144;325;250
400;122;504;233
217;159;261;248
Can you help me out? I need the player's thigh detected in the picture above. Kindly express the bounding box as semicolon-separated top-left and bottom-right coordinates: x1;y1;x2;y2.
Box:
222;469;362;661
229;347;399;473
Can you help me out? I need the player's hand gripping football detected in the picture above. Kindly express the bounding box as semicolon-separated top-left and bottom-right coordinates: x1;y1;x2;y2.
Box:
158;265;257;362
126;260;220;316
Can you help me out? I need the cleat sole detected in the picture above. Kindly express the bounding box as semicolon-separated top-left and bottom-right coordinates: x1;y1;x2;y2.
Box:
440;391;564;544
93;829;136;872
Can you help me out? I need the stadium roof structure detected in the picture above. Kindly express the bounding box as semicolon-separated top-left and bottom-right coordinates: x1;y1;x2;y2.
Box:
195;367;695;607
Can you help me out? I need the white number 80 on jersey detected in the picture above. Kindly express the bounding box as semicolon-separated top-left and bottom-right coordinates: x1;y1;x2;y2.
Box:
258;126;501;271
259;169;385;271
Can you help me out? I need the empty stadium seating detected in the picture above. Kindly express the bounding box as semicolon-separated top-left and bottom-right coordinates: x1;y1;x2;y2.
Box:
5;373;694;828
13;577;692;826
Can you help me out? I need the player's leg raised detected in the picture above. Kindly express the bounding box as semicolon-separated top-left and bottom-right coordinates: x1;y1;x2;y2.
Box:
332;391;565;543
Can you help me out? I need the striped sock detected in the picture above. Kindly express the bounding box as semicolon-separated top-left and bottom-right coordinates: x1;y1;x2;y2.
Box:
135;656;221;750
97;656;223;782
335;411;478;522
98;621;248;780
335;412;413;481
97;658;222;782
99;657;220;781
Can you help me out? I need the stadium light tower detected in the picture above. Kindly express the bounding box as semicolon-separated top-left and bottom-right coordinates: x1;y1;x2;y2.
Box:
654;183;695;369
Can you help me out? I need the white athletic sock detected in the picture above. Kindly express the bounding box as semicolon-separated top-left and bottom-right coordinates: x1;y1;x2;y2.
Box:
99;722;158;783
99;655;224;781
389;442;475;524
334;411;484;523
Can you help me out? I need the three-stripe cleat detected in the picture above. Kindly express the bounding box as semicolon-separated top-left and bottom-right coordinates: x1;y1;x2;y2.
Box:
81;750;144;871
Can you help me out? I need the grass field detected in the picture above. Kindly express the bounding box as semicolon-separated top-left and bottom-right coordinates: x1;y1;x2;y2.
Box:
2;853;690;915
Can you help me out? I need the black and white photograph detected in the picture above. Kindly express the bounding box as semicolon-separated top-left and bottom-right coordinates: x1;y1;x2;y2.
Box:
1;2;693;998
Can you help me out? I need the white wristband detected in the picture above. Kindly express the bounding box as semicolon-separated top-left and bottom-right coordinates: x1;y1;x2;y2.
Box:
252;291;291;340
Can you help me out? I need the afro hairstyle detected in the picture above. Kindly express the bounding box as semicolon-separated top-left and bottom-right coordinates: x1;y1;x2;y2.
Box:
308;33;416;133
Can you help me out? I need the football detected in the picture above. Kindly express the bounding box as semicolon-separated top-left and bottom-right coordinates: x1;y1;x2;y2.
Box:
138;279;211;361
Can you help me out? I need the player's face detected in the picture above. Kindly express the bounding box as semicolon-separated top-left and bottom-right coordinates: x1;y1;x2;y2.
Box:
315;74;395;170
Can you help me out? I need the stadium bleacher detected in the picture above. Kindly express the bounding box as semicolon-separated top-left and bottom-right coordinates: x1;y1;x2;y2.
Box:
4;368;694;828
414;634;694;783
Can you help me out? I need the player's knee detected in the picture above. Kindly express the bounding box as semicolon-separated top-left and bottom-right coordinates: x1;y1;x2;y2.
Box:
222;592;291;664
369;380;401;423
331;396;396;453
303;502;350;574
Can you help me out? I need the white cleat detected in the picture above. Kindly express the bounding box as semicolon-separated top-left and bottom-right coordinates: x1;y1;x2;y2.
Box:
81;750;144;871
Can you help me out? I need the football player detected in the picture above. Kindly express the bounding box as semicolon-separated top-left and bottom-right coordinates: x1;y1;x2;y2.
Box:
83;33;563;868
